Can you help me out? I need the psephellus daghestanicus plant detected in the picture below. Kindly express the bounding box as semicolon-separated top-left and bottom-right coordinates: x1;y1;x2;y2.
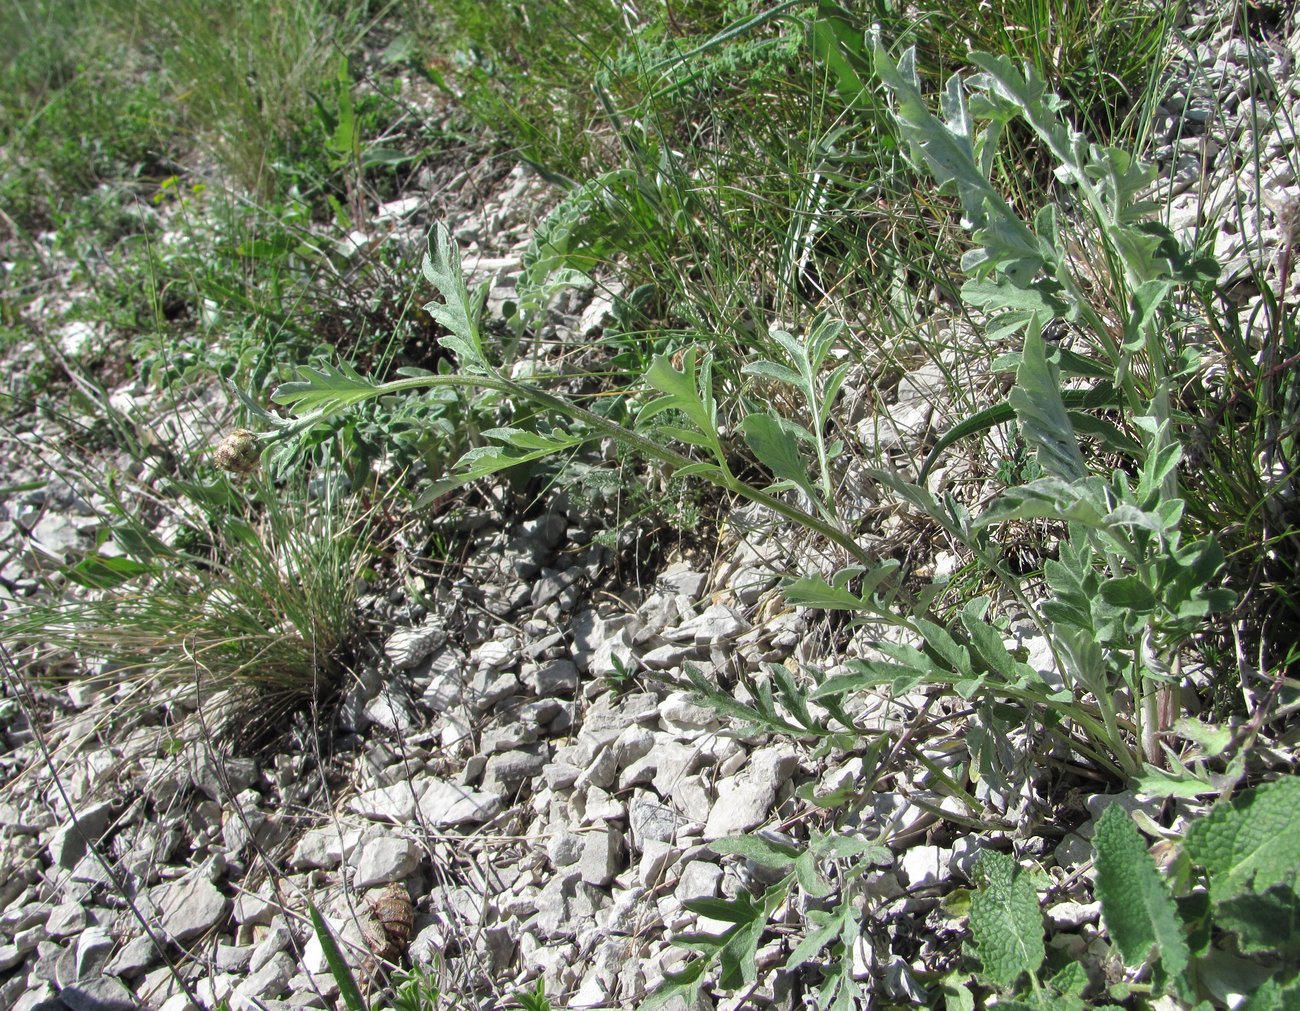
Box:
259;36;1233;789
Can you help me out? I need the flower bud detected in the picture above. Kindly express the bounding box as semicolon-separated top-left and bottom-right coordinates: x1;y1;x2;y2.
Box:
213;429;260;475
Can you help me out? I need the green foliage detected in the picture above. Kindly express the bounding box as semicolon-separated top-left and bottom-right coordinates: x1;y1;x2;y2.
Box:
1183;777;1300;906
512;978;554;1011
0;442;377;726
97;0;373;198
958;782;1300;1007
644;829;891;1010
310;904;367;1011
0;0;174;230
967;851;1045;990
1094;805;1190;985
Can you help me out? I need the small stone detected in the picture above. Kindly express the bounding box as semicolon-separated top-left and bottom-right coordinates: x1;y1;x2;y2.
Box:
12;982;60;1011
159;874;229;943
469;670;521;712
658;693;720;731
674;860;722;903
579;828;625;887
29;512;84;562
702;746;798;840
638;840;680;888
548;830;584;867
472;639;517;672
385;619;447;670
899;846;950;889
416;778;502;826
536;872;608;939
421;668;465;711
1;901;52;933
69;853;114;886
657;564;708;600
543;762;582;791
363;690;415;733
640;643;695;670
106;933;157;976
74;925;114;978
215;943;254;972
291;824;369;870
353;836;421;888
579;786;625;825
56;977;136;1011
48;801;114;871
650;742;701;795
628;793;684;849
666;604;750;644
612;727;655;768
575;746;618;791
238;950;296;1001
233;888;276;926
478;720;537;754
187;752;258;802
669;779;713;824
528;659;580;696
1046;900;1101;930
0;944;22;972
481;747;548;794
249;922;292;973
1055;833;1093;871
348;783;421;823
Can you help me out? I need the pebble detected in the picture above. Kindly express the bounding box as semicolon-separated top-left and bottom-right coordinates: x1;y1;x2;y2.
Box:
159;874;229;943
702;746;798;840
352;835;421;887
0;35;1287;1005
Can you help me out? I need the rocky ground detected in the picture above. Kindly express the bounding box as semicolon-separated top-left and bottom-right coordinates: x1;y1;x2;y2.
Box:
2;5;1299;1010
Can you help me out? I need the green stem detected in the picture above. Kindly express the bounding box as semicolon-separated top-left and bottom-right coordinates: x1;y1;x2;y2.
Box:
285;371;877;568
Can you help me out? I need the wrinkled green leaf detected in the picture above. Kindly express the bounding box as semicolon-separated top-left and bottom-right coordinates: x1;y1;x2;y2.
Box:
1093;805;1189;979
969;850;1045;987
1185;777;1300;903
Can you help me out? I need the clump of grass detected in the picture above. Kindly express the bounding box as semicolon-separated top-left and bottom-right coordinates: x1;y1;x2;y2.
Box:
2;458;384;740
0;0;175;232
96;0;373;199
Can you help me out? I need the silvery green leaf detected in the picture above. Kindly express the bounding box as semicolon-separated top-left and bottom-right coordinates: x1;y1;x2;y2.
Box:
740;413;819;503
710;834;800;866
782;561;901;613
422;223;490;373
271;360;382;418
967;53;1084;179
1008;322;1087;481
1098;575;1157;613
976;477;1108;529
641;349;719;447
743;359;802;388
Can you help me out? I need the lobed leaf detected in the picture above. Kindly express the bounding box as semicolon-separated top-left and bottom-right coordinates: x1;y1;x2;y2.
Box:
422;223;491;373
1008;323;1087;482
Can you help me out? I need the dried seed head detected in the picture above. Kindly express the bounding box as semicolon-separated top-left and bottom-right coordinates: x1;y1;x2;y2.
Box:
368;882;415;942
213;429;260;475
